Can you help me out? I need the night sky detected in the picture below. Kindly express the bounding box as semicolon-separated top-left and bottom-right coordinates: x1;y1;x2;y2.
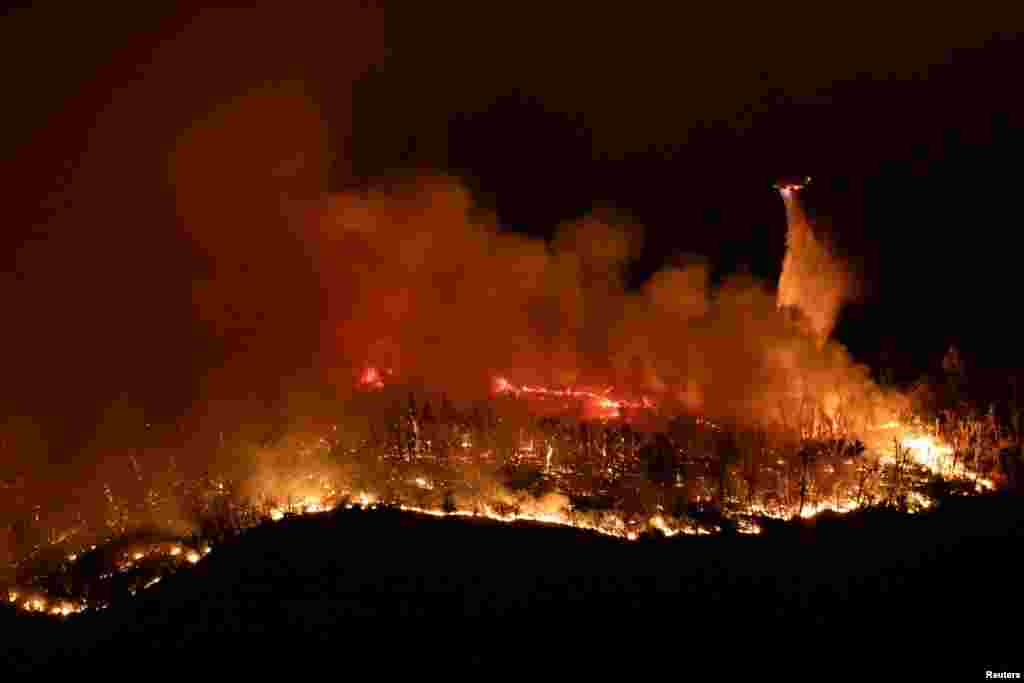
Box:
3;6;1024;458
359;8;1024;381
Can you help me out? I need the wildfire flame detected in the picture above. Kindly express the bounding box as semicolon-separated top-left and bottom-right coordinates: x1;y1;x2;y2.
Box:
359;366;385;389
871;421;991;487
7;170;1011;622
492;376;654;418
4;407;996;622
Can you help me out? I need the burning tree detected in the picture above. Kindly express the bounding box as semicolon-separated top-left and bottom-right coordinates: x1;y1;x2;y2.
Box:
640;433;675;510
886;439;913;510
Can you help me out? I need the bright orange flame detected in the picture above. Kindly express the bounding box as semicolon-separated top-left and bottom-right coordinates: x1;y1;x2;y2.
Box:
9;411;995;623
359;366;385;389
492;377;653;416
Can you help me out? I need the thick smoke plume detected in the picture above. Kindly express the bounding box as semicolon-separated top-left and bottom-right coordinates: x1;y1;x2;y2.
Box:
165;79;889;465
287;175;895;434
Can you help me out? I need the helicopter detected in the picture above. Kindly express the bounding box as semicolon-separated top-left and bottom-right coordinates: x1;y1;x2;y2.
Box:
774;175;811;192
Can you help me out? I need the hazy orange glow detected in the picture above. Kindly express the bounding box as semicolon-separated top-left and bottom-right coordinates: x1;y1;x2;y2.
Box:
5;407;995;622
1;178;1003;623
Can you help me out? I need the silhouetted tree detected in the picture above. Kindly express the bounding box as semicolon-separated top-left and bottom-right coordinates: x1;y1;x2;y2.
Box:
670;490;690;529
11;517;31;559
641;433;675;511
436;393;457;460
420;399;437;459
999;444;1021;492
669;415;697;453
407;392;419;460
888;439;912;509
716;430;740;507
942;345;969;416
797;444;813;517
740;429;766;512
878;350;895;390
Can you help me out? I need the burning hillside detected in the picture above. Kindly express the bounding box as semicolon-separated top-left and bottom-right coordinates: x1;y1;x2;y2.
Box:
1;395;1002;622
492;376;655;420
3;175;1017;621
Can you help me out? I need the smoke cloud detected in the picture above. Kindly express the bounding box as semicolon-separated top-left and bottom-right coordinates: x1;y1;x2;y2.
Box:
276;174;896;434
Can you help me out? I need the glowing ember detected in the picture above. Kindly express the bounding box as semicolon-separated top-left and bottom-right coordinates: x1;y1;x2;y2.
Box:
185;550;201;564
359;366;385;389
738;519;762;535
300;496;324;513
649;515;680;537
492;376;654;417
170;546;181;556
797;500;858;519
396;502;630;538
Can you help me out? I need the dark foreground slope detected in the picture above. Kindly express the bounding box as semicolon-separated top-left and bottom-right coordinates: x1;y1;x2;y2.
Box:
4;495;1023;674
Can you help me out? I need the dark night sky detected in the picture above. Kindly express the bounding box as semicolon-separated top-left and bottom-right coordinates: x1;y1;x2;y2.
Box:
3;5;1024;457
355;6;1024;383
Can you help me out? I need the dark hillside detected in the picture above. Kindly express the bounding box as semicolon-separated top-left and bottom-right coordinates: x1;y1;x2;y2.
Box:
3;494;1020;675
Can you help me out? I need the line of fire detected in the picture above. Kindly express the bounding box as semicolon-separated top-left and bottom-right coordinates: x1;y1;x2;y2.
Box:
1;181;1020;621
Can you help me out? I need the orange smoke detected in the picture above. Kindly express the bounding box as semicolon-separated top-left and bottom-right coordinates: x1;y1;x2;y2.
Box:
288;175;893;432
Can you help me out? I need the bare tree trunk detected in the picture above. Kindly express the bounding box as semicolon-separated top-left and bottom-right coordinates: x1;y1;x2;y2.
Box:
890;439;911;509
798;448;809;518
